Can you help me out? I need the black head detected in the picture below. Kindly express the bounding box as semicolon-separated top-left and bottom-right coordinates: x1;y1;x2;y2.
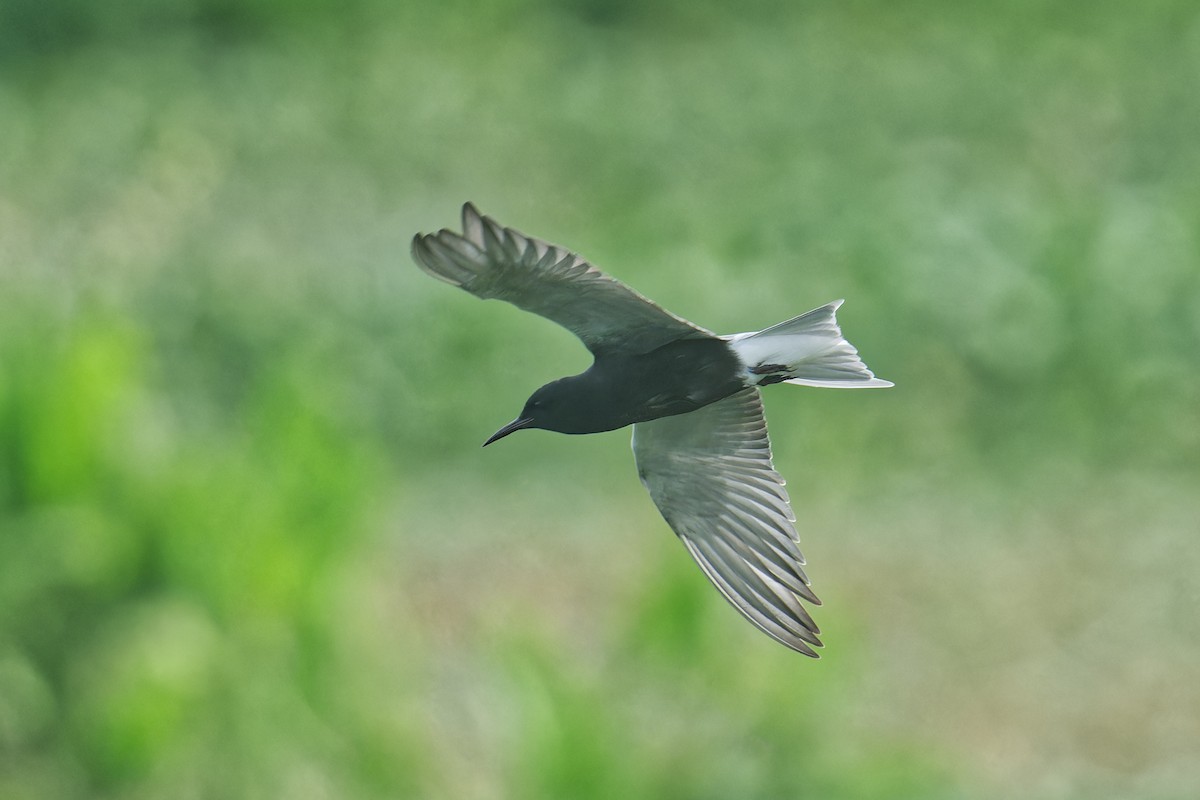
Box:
482;378;601;446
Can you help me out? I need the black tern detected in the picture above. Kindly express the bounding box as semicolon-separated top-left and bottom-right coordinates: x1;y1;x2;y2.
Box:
412;203;891;656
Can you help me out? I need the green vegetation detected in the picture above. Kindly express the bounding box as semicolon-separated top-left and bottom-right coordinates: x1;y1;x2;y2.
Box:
2;1;1198;797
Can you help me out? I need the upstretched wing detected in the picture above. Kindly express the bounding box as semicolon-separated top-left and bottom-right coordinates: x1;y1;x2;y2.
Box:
412;203;713;356
631;388;822;656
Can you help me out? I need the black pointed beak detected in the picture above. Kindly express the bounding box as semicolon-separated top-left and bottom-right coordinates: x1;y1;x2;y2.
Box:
483;417;535;447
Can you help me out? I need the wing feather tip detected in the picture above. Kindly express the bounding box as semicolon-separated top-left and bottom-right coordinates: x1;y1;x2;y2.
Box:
461;202;486;245
410;234;446;281
412;233;480;287
791;640;822;658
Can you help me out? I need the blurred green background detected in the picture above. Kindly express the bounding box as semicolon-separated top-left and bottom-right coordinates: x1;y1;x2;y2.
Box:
2;1;1199;797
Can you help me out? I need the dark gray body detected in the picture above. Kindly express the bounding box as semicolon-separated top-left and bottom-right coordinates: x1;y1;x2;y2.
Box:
524;337;745;434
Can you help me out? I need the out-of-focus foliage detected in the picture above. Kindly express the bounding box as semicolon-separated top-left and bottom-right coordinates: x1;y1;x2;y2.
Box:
1;1;1198;798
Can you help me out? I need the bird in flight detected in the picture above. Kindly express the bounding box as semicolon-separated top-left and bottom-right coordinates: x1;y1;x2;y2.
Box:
412;203;891;656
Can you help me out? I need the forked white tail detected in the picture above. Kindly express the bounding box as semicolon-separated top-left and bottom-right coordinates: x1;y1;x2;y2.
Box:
725;300;893;389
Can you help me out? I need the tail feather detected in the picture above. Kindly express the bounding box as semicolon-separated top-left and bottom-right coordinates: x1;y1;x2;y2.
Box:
727;300;893;389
